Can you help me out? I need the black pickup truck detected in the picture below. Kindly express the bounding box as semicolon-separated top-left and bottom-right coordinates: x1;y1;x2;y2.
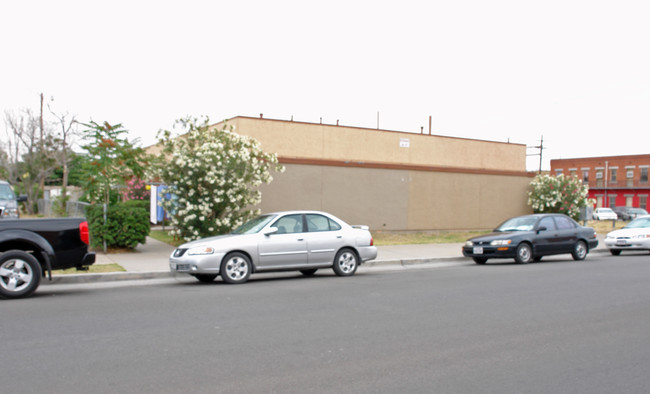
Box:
0;218;95;299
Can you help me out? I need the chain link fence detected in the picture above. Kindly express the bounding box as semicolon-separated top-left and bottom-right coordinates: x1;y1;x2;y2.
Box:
37;199;91;218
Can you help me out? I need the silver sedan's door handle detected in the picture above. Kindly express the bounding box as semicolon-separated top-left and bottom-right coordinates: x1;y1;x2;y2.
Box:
297;238;304;241
337;236;343;238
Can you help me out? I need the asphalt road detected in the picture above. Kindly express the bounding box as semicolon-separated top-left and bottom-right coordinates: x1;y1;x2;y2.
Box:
4;253;650;394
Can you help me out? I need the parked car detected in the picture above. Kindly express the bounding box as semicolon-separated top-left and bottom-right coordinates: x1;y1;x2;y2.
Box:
462;214;598;264
170;211;378;284
592;207;618;220
0;180;27;219
613;207;632;220
612;206;647;221
604;215;650;255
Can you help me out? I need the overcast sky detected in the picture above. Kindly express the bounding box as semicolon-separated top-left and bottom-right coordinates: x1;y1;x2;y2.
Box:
2;0;649;171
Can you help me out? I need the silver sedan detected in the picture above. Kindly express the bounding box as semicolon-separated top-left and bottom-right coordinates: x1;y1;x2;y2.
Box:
169;211;378;284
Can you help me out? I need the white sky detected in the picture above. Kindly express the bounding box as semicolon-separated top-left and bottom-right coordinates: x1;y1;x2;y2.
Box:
2;0;649;172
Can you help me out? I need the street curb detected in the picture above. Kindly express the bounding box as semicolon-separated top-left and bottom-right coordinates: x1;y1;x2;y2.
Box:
45;249;609;285
46;256;465;285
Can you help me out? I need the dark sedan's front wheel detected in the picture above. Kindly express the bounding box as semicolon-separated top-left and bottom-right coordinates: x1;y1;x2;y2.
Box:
514;243;533;264
571;240;588;260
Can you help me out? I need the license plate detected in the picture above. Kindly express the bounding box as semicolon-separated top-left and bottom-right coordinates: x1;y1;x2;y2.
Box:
616;240;627;246
473;247;484;254
170;262;177;269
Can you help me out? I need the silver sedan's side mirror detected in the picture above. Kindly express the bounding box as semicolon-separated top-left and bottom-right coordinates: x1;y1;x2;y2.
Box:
263;227;278;236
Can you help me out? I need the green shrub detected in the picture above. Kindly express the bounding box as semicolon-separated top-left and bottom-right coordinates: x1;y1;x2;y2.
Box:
87;202;150;249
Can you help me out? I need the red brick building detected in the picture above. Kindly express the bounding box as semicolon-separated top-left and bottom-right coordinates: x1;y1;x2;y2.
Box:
551;154;650;210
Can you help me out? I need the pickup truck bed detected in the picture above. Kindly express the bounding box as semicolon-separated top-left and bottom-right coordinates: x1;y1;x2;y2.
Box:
0;218;95;299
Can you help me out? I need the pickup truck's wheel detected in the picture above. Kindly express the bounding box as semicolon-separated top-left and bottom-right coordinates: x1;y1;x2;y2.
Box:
0;250;42;299
220;252;251;284
332;249;358;276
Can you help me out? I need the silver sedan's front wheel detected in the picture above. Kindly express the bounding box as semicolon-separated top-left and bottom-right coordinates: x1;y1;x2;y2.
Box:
332;249;358;277
220;252;251;284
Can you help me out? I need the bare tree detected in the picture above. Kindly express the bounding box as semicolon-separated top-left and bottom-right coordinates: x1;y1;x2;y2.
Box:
48;101;78;206
3;108;62;214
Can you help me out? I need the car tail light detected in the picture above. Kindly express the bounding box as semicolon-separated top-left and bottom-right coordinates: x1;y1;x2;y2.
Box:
370;237;374;246
79;221;90;245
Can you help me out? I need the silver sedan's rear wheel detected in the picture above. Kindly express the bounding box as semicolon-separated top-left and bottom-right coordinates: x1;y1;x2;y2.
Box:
332;249;358;277
0;250;42;299
220;252;251;284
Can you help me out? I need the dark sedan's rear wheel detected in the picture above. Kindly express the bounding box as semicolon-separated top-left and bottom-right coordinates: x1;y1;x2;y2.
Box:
0;250;42;299
472;257;487;264
609;249;622;256
514;243;533;264
300;269;318;276
571;240;588;260
192;274;218;283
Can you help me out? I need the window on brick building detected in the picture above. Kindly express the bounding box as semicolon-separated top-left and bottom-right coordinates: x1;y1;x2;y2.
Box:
641;168;648;183
582;169;589;183
610;168;617;183
640;196;647;210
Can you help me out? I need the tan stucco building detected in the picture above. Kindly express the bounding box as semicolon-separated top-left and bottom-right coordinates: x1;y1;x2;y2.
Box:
149;116;535;230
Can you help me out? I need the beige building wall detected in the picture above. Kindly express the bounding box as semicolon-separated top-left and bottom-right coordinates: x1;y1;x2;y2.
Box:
259;163;532;231
223;117;527;172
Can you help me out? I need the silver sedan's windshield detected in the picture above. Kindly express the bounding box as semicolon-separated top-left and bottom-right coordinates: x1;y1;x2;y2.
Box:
496;217;537;232
231;214;276;234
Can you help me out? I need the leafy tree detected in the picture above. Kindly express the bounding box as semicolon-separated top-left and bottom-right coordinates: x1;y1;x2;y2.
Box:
79;121;148;205
155;116;284;241
528;174;594;220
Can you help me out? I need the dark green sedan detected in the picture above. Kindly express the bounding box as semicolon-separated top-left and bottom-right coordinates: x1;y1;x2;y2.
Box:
462;214;599;264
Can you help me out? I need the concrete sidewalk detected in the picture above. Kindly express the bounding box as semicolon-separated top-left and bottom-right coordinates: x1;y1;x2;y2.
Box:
48;235;608;284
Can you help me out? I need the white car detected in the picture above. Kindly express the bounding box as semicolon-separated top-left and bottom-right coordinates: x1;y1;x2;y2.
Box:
170;211;378;284
604;215;650;255
593;207;617;220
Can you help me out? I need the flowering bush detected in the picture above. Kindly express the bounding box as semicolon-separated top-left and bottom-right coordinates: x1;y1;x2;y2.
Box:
122;177;150;201
155;116;284;241
527;174;594;220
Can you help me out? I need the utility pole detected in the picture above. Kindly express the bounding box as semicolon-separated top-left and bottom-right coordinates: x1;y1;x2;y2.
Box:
526;135;546;173
39;93;46;195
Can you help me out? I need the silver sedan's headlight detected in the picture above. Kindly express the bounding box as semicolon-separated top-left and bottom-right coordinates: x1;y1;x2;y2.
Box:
187;246;216;255
490;239;512;246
